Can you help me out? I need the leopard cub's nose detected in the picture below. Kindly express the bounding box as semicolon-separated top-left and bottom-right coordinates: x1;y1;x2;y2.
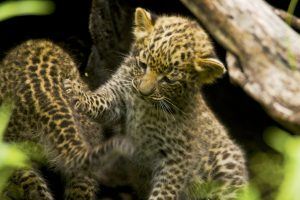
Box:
138;78;156;96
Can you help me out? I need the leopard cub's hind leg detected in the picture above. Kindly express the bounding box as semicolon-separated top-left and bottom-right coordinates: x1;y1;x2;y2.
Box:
192;142;248;200
64;173;98;200
3;169;54;200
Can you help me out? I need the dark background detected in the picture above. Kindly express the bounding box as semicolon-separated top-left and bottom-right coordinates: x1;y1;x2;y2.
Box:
0;0;299;199
0;0;298;61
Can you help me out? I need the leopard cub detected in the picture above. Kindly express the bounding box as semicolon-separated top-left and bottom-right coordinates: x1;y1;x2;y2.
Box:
0;39;131;200
65;8;248;200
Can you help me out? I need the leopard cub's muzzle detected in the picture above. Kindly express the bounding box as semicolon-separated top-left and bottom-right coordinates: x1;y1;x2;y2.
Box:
133;70;158;97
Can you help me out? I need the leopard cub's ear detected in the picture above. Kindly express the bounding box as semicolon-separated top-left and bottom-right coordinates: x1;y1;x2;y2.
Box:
134;7;154;39
194;58;226;84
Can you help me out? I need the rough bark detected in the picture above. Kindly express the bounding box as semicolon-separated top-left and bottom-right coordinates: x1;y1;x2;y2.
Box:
180;0;300;134
85;0;134;89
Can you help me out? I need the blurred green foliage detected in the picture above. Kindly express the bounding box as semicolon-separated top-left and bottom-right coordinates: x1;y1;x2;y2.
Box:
0;100;28;193
265;128;300;200
0;0;54;194
238;127;300;200
0;0;55;21
248;151;283;199
237;183;260;200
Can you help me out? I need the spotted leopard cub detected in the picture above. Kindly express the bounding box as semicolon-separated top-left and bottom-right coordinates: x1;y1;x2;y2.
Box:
0;40;131;200
65;8;248;200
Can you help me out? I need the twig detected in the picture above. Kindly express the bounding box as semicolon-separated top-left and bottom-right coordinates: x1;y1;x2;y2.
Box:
273;8;300;31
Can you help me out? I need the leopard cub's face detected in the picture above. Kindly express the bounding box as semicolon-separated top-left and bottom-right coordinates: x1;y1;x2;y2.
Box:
131;8;226;103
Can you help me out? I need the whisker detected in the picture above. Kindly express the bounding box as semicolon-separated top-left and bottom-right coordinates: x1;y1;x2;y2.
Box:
159;101;171;122
162;100;175;121
103;68;116;73
121;83;132;87
113;50;130;59
163;97;189;121
165;97;187;116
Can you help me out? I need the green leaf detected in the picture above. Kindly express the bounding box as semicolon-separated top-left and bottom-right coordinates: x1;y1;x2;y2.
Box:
0;100;14;140
0;101;28;192
264;127;300;200
0;144;28;169
237;184;260;200
0;0;55;21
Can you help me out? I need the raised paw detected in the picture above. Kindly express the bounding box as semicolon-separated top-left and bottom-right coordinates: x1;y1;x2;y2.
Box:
64;79;78;95
64;79;85;110
64;79;73;94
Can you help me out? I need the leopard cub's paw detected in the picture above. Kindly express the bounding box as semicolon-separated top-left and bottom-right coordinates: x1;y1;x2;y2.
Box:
64;79;76;94
64;79;84;110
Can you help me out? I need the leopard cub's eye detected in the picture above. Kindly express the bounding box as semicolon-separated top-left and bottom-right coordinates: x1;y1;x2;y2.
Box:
138;60;147;70
161;76;176;84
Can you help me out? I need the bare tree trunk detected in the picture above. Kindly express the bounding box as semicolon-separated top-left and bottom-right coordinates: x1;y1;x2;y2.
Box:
85;0;134;89
180;0;300;134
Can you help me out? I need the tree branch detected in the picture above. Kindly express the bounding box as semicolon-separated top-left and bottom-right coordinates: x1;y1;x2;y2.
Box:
180;0;300;134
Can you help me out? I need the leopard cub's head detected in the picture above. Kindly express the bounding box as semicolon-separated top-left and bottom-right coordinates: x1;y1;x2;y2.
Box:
131;8;225;102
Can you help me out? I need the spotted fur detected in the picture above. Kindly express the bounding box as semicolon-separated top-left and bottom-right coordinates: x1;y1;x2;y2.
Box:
65;8;248;200
0;39;132;200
